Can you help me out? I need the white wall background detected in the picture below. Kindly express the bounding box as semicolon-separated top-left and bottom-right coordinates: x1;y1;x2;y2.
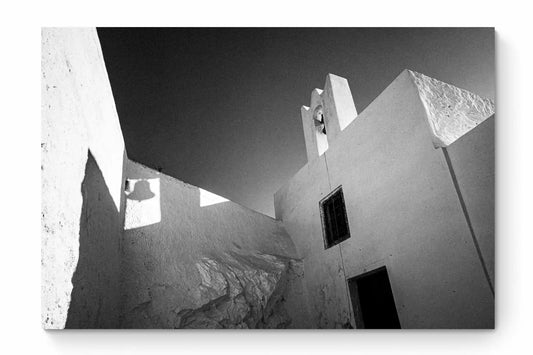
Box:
275;71;494;329
0;0;531;354
41;28;126;329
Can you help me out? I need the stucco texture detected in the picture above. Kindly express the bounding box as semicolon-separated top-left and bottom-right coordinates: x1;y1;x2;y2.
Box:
445;115;495;285
41;26;310;328
42;28;493;330
41;28;126;329
410;70;495;148
275;70;494;328
121;161;311;328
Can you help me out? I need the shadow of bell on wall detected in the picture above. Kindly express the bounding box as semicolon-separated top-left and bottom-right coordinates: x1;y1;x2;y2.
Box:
126;179;155;201
124;178;161;230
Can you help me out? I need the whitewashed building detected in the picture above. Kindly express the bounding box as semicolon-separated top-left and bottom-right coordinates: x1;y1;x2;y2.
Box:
42;28;494;329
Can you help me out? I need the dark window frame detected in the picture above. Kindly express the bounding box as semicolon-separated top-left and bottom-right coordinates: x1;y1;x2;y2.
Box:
319;186;351;249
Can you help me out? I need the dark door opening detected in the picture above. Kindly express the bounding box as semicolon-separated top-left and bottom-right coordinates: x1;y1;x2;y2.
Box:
348;266;401;329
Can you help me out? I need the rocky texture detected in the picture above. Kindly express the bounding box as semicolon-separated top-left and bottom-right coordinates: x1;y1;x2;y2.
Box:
120;160;312;329
42;30;495;330
42;28;310;330
409;70;495;148
174;251;297;329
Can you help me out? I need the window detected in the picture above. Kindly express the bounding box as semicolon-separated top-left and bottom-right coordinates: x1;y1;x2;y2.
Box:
319;186;350;249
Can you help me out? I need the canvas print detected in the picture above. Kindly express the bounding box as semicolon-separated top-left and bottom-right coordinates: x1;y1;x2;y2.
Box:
41;27;495;329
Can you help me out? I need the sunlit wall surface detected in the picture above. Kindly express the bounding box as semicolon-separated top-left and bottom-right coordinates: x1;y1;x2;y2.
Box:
199;188;229;207
124;178;161;230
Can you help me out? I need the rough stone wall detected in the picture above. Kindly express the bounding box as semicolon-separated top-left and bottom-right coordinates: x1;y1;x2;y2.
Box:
409;70;495;148
176;251;297;329
275;70;494;328
121;161;311;328
41;28;126;329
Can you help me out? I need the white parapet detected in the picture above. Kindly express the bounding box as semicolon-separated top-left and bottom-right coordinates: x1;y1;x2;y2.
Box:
409;70;495;148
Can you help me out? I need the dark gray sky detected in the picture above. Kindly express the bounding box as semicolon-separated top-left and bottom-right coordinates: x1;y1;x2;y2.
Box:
97;28;494;217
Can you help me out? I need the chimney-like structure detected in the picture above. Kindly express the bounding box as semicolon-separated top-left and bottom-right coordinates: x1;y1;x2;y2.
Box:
301;74;357;162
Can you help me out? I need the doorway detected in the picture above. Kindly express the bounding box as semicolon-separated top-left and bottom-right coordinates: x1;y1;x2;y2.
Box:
348;266;401;329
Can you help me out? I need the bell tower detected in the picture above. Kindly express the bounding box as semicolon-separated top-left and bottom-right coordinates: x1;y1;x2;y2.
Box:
301;74;358;162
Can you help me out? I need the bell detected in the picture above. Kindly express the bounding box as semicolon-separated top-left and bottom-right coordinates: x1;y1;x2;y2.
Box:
314;116;326;135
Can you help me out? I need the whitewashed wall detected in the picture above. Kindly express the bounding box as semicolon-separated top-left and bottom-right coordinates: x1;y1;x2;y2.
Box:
275;70;495;328
41;28;126;329
121;161;311;328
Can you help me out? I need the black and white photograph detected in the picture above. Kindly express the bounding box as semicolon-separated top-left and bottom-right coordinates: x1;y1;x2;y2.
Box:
2;1;532;353
41;27;495;330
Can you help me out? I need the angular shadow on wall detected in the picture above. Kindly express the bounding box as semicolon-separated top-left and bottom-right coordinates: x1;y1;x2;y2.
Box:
65;150;121;328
